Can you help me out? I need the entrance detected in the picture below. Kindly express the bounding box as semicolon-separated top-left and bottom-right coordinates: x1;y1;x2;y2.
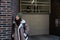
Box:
50;0;60;36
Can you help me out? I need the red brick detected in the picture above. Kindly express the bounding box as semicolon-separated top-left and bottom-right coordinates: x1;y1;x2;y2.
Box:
0;0;12;40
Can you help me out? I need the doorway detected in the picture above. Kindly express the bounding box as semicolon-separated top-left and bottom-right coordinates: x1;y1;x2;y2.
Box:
50;0;60;36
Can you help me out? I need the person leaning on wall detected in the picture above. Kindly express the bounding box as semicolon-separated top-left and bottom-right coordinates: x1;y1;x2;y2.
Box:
12;12;29;40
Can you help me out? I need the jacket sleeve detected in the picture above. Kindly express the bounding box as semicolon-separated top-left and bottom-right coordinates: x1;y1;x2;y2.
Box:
25;23;29;34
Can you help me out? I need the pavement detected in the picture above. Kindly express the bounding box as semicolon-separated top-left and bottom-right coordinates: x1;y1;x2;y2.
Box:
29;35;60;40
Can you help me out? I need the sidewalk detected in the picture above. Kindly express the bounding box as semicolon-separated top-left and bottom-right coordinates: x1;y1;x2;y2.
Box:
29;35;60;40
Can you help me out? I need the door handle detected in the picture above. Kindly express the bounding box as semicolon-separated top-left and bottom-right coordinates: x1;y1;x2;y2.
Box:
55;19;58;27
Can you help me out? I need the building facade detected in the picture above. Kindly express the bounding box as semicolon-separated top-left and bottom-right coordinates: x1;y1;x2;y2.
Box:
0;0;50;40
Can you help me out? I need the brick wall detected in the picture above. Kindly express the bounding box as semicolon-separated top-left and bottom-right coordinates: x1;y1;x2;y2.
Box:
0;0;12;40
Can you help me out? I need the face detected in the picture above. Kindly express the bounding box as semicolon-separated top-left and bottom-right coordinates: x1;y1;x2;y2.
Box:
16;15;20;20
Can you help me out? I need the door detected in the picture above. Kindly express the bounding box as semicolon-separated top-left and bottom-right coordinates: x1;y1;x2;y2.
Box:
50;0;60;36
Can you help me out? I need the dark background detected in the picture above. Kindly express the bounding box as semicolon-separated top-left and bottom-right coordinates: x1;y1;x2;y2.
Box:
50;0;60;36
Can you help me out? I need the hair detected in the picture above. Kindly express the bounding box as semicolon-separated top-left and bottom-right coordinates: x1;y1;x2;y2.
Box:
15;18;22;26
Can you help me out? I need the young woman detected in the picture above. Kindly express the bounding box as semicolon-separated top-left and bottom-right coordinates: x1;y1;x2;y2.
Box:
15;13;29;40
